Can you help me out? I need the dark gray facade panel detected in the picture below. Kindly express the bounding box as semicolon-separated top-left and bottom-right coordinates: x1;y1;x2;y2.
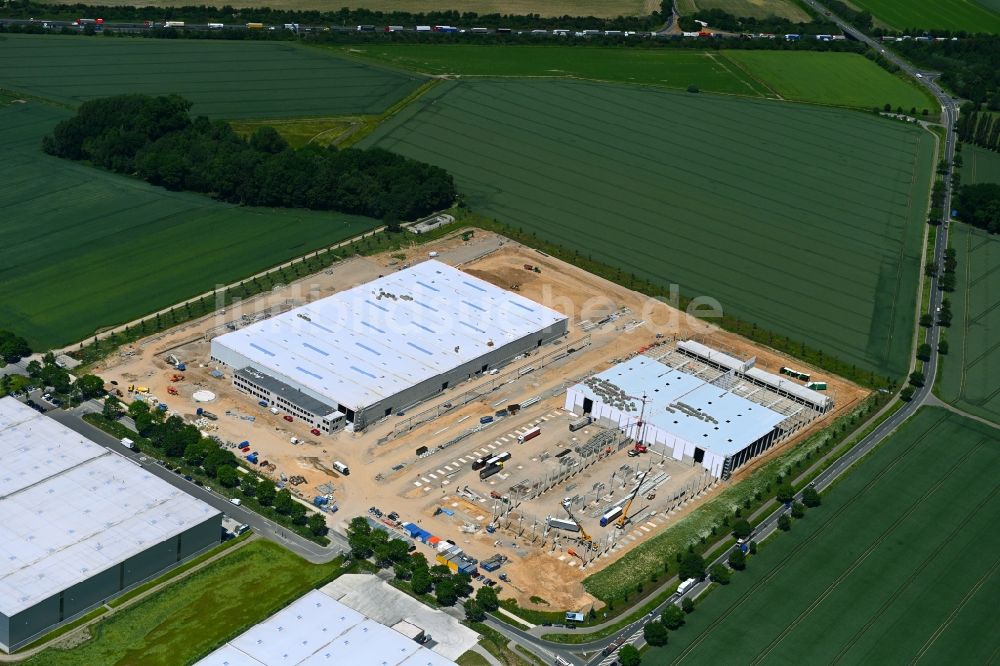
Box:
1;514;221;653
62;565;117;619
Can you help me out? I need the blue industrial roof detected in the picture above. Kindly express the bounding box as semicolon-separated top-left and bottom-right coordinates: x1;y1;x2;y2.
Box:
213;261;566;411
573;357;784;457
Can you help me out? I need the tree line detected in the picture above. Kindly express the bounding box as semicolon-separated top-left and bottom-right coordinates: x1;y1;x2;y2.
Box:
956;106;1000;152
955;183;1000;233
43;94;456;222
0;330;31;364
894;37;1000;105
1;0;660;31
675;7;840;36
115;399;328;536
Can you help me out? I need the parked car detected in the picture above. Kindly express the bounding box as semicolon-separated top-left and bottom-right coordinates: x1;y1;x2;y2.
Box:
283;415;293;422
310;428;321;436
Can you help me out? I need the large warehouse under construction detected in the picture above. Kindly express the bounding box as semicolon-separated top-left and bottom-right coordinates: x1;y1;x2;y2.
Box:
565;342;832;479
0;398;220;652
211;260;568;430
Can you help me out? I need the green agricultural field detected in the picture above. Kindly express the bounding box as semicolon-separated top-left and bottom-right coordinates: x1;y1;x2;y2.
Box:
0;33;424;118
677;0;810;21
364;79;934;377
338;45;770;97
848;0;1000;33
0;102;376;350
337;45;937;109
24;541;343;665
960;143;1000;184
721;50;936;111
938;224;1000;423
645;407;1000;664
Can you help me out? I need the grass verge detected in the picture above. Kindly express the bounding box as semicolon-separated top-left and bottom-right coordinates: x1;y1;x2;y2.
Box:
23;540;345;665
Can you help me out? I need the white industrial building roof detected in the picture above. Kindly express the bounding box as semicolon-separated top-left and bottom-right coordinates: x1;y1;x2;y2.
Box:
213;260;566;411
0;397;219;616
572;357;785;457
676;340;749;373
197;589;458;666
677;340;831;411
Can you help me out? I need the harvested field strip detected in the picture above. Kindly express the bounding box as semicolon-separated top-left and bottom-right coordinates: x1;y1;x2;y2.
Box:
938;223;1000;423
335;45;771;97
365;79;934;376
0;34;424;118
0;102;376;349
645;408;1000;664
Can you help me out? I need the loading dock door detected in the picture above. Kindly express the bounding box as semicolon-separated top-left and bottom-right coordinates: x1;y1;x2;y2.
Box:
582;397;593;414
694;447;705;463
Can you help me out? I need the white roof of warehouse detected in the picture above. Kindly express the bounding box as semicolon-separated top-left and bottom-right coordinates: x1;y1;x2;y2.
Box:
197;589;458;666
572;356;785;457
213;260;566;411
0;397;219;616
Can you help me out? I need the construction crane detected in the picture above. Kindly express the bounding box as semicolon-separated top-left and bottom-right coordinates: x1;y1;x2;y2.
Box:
562;502;599;551
625;393;652;449
616;471;649;529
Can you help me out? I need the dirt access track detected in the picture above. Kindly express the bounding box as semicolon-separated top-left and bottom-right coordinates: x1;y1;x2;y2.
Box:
94;228;867;611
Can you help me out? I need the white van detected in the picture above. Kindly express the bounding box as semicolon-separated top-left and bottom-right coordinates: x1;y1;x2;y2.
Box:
229;498;242;506
333;461;350;475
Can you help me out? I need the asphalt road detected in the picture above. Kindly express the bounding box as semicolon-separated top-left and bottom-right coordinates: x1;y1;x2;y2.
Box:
48;404;348;563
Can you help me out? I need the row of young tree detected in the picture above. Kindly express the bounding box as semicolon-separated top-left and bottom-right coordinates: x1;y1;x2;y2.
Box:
345;517;500;614
956;107;1000;152
619;482;822;664
43;94;456;222
115;399;328;535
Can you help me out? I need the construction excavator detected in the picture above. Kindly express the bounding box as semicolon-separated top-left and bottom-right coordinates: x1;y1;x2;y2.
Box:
616;471;649;529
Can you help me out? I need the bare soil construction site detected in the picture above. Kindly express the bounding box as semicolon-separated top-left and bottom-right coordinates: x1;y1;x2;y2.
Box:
93;228;867;610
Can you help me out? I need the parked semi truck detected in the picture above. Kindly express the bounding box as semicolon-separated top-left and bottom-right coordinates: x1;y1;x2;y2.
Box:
479;463;503;480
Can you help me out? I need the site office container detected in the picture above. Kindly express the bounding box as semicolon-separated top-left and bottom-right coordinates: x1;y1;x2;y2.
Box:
518;427;541;443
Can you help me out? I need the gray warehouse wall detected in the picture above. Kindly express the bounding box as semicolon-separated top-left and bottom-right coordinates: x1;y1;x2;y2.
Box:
0;612;9;653
2;514;221;653
214;318;568;431
355;320;568;428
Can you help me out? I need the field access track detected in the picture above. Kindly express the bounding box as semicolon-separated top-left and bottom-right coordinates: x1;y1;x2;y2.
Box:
0;34;424;118
365;79;934;377
938;224;1000;424
645;407;1000;665
0;103;376;349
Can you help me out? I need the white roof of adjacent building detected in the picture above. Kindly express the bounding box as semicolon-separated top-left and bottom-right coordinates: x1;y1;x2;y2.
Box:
0;397;220;616
571;356;785;457
213;260;566;411
676;340;831;410
196;589;458;666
